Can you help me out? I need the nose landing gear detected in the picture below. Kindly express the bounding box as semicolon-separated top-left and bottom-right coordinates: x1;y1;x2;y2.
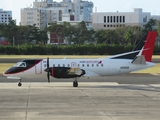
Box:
18;79;22;87
73;78;78;87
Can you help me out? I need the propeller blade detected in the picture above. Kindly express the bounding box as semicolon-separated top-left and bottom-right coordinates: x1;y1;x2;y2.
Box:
47;57;49;68
47;71;50;83
47;57;50;83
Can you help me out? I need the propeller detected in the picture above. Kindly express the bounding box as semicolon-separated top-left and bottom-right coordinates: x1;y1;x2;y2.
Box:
44;57;50;83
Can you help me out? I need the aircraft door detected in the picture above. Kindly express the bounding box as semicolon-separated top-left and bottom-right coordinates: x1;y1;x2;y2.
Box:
35;61;42;74
71;62;76;68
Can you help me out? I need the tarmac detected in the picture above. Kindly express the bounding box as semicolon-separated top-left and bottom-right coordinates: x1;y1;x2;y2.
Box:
0;80;160;120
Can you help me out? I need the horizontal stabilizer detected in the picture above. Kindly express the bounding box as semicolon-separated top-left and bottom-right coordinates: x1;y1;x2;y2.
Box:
131;55;146;65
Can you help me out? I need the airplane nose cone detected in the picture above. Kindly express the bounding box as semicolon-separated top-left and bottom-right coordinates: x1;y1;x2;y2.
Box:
3;71;8;76
3;67;16;75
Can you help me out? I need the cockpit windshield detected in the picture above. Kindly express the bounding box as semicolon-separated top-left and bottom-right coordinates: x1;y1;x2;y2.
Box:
13;62;26;67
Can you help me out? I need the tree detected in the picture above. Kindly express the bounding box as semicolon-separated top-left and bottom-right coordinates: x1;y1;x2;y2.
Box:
87;28;95;44
75;21;89;45
95;29;107;44
157;20;160;36
63;23;75;44
144;18;156;32
124;28;134;44
47;23;65;44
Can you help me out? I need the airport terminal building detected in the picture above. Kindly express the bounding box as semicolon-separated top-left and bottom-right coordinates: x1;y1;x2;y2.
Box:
0;9;12;25
91;8;160;30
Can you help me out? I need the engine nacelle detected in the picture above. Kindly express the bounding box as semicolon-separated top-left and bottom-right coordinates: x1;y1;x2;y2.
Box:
48;67;86;78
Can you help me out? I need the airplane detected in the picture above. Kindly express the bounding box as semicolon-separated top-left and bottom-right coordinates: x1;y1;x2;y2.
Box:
3;31;157;87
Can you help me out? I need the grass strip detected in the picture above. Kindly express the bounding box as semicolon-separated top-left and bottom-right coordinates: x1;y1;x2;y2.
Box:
0;55;160;59
0;63;14;74
133;64;160;74
0;55;106;59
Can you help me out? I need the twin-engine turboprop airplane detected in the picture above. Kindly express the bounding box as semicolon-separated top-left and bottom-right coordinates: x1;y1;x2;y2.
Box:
3;31;157;87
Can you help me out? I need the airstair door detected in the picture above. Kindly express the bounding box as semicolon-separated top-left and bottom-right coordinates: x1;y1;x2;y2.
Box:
35;61;42;74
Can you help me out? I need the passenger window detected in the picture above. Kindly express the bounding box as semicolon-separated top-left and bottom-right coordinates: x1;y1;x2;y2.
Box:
97;64;99;67
44;64;47;67
82;64;84;67
53;64;55;67
58;64;60;67
87;64;89;67
92;64;94;67
68;64;70;67
63;64;65;67
77;64;80;67
101;64;103;67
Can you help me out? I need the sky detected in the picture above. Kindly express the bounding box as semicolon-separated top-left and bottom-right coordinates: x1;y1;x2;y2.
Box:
0;0;160;25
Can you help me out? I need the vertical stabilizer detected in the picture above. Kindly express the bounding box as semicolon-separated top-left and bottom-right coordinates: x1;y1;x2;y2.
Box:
141;31;157;62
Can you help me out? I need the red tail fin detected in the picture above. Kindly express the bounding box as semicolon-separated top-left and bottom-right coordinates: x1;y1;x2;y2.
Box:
142;31;157;62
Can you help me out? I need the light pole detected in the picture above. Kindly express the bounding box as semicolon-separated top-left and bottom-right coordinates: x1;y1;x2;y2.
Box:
13;37;15;46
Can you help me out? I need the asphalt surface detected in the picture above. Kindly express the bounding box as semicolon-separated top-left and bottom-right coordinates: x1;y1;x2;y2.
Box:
0;58;160;63
0;74;160;120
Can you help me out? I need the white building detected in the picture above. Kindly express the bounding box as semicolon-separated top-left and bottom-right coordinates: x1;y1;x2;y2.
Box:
91;8;156;30
0;9;12;25
21;0;93;29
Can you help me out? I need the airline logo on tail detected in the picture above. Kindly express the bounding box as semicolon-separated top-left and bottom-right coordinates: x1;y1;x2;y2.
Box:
141;31;157;62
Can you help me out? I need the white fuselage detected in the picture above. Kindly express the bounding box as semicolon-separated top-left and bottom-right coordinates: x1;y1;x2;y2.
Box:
4;58;156;79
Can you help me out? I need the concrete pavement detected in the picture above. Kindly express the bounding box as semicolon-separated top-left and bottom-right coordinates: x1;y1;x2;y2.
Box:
0;82;160;120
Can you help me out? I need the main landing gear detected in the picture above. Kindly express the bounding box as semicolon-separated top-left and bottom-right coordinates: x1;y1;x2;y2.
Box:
73;78;78;87
18;79;22;87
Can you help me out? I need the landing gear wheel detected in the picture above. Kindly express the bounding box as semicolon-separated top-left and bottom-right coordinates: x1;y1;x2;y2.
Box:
18;82;22;87
73;81;78;87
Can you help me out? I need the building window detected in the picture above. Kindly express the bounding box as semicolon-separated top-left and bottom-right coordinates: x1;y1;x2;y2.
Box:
120;16;122;23
143;16;147;23
114;16;115;23
104;25;106;27
107;16;109;23
110;16;112;23
104;16;106;23
117;16;118;22
123;16;125;22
